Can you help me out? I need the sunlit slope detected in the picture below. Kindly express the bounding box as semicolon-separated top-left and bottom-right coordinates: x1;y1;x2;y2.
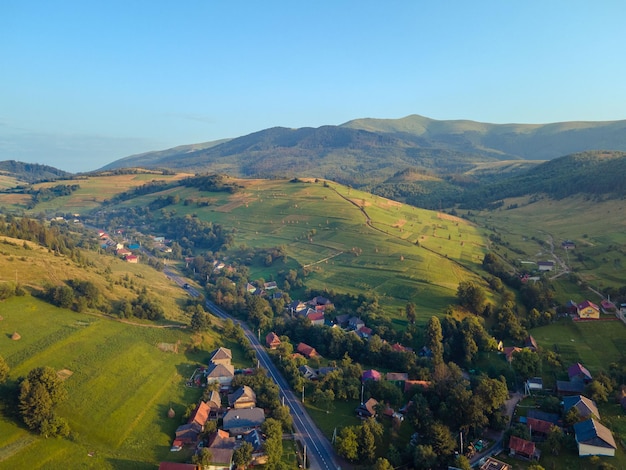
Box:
120;178;490;316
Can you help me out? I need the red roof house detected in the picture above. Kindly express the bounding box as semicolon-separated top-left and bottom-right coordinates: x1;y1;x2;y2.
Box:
296;342;319;358
508;435;538;460
265;332;281;349
362;369;382;381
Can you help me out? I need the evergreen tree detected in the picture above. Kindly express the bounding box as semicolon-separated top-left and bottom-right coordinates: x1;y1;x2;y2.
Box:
425;316;444;365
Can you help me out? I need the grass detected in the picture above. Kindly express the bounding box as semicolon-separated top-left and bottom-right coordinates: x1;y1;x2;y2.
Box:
121;178;491;322
472;195;626;297
0;296;237;469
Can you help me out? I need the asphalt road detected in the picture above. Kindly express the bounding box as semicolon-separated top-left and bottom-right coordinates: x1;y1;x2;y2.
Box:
88;228;340;469
205;300;341;470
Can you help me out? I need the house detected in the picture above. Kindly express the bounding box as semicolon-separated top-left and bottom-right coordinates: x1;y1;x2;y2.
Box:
348;316;365;331
480;457;510;470
206;390;222;417
527;409;559;425
362;369;382;381
556;380;585;396
334;313;350;327
264;281;277;290
288;300;307;315
404;380;431;393
228;386;257;409
356;398;378;418
563;395;600;420
538;261;555;271
128;243;140;250
299;365;318;380
568;362;593;383
573;418;617;457
601;299;617;314
243;428;268;465
116;248;132;257
125;254;139;263
391;343;413;353
189;401;211;428
222;408;265;435
524;335;538;351
357;326;373;339
306;311;325;326
296;342;319;359
386;372;408;387
246;283;257;293
265;332;281;349
206;429;236;470
174;422;202;445
159;463;200;470
577;300;600;319
508;435;539;460
525;377;543;393
503;346;523;362
205;363;235;388
418;346;433;358
526;417;554;437
210;347;233;366
316;366;338;377
562;240;576;250
309;296;333;307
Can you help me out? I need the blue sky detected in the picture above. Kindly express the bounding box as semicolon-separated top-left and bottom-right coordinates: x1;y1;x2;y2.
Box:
1;1;625;172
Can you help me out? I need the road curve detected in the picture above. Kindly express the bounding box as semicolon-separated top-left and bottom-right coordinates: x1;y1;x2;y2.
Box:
205;300;341;470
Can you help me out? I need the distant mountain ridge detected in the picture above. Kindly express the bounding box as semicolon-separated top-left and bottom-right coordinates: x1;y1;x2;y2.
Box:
0;160;73;183
99;114;626;186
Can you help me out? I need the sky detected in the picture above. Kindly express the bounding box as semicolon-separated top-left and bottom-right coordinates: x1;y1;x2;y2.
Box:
1;1;625;173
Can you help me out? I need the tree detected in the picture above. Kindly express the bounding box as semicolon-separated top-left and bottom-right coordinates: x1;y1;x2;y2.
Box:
336;426;359;461
373;457;394;470
455;455;472;470
406;302;417;324
192;448;213;467
511;349;540;379
0;355;9;384
456;281;486;314
261;418;283;468
428;422;456;463
587;379;609;403
190;305;211;331
18;366;69;437
545;425;564;455
413;444;437;470
425;316;444;365
233;441;253;469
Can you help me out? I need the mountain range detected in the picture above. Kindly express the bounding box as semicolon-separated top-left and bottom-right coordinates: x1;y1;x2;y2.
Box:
99;114;626;187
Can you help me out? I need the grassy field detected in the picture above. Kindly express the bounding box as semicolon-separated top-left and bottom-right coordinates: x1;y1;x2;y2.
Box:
0;296;243;469
0;172;191;214
115;178;491;322
472;195;626;298
0;234;193;323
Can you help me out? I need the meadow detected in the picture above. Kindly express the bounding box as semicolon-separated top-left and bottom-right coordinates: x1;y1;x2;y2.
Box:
473;195;626;298
0;296;237;469
126;178;492;323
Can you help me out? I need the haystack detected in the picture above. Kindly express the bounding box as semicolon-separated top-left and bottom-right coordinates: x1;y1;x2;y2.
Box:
11;332;21;340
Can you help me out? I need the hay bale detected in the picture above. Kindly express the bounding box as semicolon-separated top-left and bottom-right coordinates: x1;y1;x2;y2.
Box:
11;332;21;341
